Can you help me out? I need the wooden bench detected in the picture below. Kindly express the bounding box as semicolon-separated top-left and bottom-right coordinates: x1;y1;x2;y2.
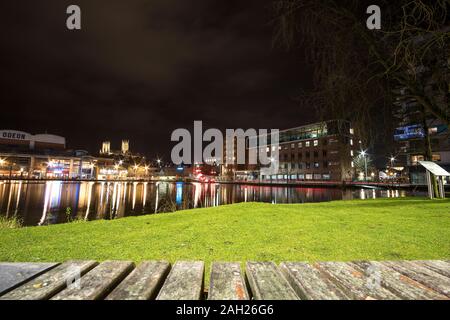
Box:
0;260;448;300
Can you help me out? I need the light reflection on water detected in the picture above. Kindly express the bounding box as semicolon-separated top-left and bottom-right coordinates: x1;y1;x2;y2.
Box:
0;180;420;226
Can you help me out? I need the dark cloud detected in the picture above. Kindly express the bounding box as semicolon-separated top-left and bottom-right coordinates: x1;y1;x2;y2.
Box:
0;0;313;159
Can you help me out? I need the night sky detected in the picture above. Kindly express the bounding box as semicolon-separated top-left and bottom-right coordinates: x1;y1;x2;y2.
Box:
0;0;314;159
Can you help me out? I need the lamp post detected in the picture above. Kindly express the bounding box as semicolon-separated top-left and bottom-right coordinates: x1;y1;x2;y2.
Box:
360;151;368;181
0;158;5;178
390;156;395;168
133;164;139;179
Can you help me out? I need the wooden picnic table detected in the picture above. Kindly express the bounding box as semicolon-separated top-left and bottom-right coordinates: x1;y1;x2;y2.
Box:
0;260;448;300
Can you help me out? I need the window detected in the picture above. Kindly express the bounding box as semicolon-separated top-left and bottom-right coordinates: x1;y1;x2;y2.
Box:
266;147;270;153
411;155;424;165
323;150;327;157
351;161;354;168
350;150;354;157
350;139;354;146
306;162;310;169
322;174;331;180
432;154;441;162
291;143;295;149
298;142;303;148
314;140;319;147
314;162;320;168
305;141;310;147
350;128;354;135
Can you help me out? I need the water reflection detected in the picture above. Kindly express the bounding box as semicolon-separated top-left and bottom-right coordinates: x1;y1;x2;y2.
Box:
0;180;422;226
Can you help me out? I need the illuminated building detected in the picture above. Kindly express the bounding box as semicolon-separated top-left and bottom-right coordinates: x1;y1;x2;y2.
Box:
100;141;111;155
238;120;361;182
121;140;129;154
0;130;104;179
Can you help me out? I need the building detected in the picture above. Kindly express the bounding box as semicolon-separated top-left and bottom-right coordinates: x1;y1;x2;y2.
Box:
236;120;361;182
391;46;450;184
121;140;129;154
101;141;111;155
0;130;100;179
0;130;66;151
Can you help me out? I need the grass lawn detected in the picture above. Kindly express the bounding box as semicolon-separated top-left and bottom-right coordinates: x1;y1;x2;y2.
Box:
0;198;449;282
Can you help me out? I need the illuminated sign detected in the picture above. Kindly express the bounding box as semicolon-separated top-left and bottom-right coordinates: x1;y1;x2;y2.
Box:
0;130;30;141
394;125;425;141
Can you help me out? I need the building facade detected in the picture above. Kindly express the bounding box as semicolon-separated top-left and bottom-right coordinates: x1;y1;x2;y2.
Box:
218;120;362;182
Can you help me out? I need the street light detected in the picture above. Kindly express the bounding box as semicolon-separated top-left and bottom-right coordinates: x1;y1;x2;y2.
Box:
360;150;368;181
390;156;396;168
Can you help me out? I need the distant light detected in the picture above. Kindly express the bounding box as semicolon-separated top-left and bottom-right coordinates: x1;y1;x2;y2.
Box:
360;150;367;157
118;160;123;165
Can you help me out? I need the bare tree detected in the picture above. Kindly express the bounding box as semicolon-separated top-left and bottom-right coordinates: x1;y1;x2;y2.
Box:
272;0;449;150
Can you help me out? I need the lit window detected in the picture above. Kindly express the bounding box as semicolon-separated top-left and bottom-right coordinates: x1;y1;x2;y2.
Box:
314;140;318;147
291;144;295;148
351;161;355;168
350;139;354;146
432;154;441;162
298;142;303;148
350;128;354;135
350;150;354;157
266;147;270;153
305;141;310;147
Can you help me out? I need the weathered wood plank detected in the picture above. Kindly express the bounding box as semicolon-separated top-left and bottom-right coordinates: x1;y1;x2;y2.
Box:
51;261;134;300
156;261;204;300
246;262;298;300
0;263;59;296
315;262;400;300
351;261;447;300
412;261;450;278
280;262;351;300
382;261;450;298
0;260;97;300
106;261;170;300
208;262;249;300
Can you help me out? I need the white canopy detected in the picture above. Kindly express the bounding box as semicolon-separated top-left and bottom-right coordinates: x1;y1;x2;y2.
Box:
419;161;450;177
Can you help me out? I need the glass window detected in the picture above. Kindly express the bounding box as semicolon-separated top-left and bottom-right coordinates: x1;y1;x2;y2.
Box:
305;141;310;147
314;140;319;147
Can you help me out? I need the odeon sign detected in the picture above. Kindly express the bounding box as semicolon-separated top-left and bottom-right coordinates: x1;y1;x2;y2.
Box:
0;130;31;141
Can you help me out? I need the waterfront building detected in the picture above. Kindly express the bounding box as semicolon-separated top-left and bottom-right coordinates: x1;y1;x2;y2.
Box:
238;120;362;182
0;130;105;179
